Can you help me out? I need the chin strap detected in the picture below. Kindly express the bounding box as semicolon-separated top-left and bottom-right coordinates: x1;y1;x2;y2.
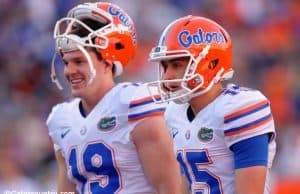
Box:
51;35;97;90
50;53;63;90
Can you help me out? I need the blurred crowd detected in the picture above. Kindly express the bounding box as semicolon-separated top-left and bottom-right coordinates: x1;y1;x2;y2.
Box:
0;0;299;193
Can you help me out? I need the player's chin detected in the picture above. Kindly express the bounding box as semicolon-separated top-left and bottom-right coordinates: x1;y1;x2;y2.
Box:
70;86;86;98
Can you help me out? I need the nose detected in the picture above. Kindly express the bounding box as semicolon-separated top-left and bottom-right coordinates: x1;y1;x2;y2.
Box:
162;65;176;80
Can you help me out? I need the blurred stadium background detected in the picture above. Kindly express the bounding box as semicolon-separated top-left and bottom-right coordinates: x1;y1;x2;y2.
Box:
0;0;299;193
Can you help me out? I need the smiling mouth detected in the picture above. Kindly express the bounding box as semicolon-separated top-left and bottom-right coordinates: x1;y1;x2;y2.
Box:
69;78;85;87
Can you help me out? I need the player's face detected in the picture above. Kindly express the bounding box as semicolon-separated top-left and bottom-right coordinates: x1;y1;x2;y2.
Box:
160;57;189;92
62;49;104;97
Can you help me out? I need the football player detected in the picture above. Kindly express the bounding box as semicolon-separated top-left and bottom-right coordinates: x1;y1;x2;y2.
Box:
146;15;276;194
47;2;181;194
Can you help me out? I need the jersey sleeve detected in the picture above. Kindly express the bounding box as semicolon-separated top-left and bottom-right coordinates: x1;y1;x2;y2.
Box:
46;103;66;151
124;83;167;122
222;89;276;147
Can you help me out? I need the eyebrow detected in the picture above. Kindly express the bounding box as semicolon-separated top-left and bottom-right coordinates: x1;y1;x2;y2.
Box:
161;58;189;66
163;57;190;63
63;56;85;62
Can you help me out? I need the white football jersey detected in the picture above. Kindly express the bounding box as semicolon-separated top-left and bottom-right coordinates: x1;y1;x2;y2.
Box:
47;83;166;194
166;84;276;194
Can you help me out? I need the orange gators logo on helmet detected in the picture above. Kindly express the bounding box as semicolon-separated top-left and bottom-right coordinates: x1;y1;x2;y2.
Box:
178;29;225;48
96;3;137;45
93;2;137;73
108;6;137;44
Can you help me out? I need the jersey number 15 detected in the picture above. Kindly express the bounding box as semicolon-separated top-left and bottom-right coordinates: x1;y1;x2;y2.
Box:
177;149;223;194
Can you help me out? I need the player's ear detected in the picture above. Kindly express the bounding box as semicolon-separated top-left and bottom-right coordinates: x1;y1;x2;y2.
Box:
103;60;114;75
90;48;112;74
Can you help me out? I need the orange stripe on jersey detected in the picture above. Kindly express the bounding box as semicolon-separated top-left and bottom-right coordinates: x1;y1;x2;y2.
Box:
224;100;269;121
128;110;165;122
225;115;273;136
129;95;161;108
